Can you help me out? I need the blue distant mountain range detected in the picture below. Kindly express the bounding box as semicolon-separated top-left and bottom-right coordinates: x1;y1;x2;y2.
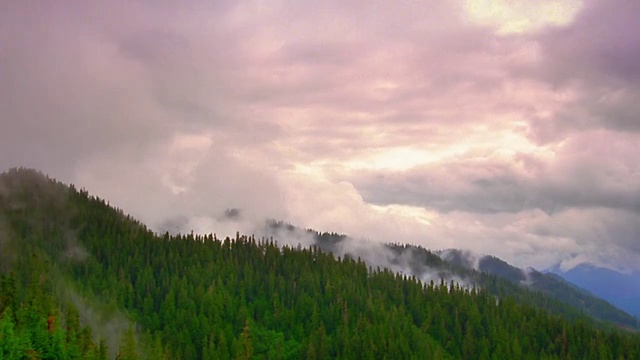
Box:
547;264;640;319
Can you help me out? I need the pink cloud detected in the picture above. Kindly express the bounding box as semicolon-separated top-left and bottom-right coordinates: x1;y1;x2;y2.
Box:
3;0;640;271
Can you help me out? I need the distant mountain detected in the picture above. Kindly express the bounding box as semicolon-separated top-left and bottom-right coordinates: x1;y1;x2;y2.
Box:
435;250;637;328
548;264;640;319
265;222;638;328
0;169;640;360
2;167;640;359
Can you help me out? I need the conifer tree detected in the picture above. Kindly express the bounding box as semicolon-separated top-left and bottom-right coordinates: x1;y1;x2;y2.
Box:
118;324;141;360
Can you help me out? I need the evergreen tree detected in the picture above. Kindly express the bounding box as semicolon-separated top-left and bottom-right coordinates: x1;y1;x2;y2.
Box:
118;324;141;360
0;307;22;360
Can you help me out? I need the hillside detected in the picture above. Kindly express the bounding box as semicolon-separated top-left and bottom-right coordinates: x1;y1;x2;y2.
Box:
548;264;640;319
437;250;637;328
268;222;638;328
1;168;640;359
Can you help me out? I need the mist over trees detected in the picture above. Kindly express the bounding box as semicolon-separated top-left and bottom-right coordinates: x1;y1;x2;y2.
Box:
1;168;640;359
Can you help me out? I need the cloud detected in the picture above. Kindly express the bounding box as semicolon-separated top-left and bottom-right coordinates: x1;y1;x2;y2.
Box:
538;0;640;83
354;130;640;215
349;127;640;270
464;0;583;34
2;0;640;272
516;0;640;142
530;208;640;273
0;2;175;177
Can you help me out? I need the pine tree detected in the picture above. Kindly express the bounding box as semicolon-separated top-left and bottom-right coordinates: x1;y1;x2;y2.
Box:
0;308;22;360
237;319;253;360
118;324;141;360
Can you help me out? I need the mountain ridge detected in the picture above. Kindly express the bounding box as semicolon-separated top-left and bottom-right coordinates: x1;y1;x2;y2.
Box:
265;220;638;328
547;263;640;319
2;168;636;328
2;167;640;359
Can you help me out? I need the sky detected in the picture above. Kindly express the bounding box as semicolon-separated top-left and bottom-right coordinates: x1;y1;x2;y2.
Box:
2;0;639;272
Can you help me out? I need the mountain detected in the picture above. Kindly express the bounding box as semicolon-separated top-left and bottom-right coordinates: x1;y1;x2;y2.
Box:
1;167;640;359
170;218;640;340
265;222;638;328
548;264;640;319
437;250;638;327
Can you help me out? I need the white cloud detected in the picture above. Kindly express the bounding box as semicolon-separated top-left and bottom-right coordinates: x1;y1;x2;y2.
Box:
3;0;640;272
464;0;583;34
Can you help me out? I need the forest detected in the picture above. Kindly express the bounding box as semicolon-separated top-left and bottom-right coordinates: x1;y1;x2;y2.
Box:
1;168;640;359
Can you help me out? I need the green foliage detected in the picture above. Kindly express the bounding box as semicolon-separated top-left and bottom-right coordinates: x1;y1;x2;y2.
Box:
1;168;640;359
118;324;142;360
0;268;104;359
0;307;24;360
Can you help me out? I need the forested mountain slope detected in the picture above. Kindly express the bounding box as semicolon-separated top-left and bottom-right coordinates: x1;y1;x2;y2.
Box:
1;168;640;359
269;222;638;328
549;264;640;319
437;250;637;328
